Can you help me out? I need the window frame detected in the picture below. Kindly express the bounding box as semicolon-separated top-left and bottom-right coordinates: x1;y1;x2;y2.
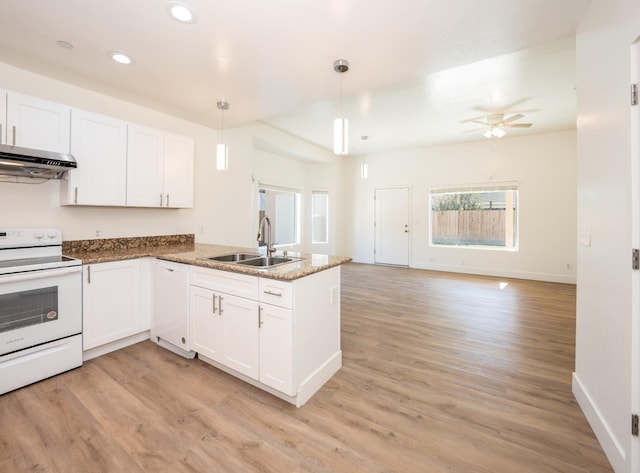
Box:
258;184;302;248
311;190;329;245
429;182;519;251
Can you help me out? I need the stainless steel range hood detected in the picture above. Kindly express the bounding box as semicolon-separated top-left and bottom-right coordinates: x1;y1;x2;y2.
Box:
0;143;76;179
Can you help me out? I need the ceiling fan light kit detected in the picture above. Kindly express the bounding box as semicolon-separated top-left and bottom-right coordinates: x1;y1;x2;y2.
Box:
484;126;506;139
468;112;532;139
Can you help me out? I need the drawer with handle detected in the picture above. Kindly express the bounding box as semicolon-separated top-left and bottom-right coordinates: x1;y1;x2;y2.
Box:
259;278;293;308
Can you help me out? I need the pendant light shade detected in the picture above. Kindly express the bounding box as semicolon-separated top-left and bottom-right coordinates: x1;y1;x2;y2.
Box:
216;143;228;170
333;59;349;156
360;135;368;179
334;117;348;155
216;100;229;171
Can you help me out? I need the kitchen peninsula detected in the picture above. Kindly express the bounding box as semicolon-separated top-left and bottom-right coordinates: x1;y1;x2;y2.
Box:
64;234;351;407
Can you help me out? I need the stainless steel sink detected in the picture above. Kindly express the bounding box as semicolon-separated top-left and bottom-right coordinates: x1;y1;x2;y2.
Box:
201;253;301;268
203;253;261;262
237;256;301;268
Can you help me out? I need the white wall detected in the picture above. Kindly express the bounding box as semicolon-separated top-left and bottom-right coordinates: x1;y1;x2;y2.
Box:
0;63;341;254
574;2;640;472
343;130;577;283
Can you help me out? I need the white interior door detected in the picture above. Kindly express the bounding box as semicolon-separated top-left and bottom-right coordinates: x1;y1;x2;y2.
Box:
374;187;409;266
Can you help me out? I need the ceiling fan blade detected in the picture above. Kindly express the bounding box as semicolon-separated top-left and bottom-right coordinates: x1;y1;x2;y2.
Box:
461;116;488;124
462;128;486;134
467;119;490;126
503;113;524;123
505;123;532;128
472;98;533;114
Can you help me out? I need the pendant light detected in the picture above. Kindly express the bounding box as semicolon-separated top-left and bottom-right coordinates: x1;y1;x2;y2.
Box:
360;135;369;179
333;59;349;155
216;100;229;171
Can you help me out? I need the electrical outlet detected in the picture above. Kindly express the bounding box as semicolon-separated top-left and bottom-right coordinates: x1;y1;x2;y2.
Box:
566;263;572;270
95;230;101;238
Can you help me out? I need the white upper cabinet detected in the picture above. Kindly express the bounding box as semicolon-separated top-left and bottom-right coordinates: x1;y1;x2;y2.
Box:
163;133;195;208
61;109;128;206
0;89;6;145
127;124;165;207
127;124;194;208
5;91;71;152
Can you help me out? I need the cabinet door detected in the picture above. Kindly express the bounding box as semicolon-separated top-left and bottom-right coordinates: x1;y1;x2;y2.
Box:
259;303;293;394
0;89;6;144
64;109;127;206
220;294;260;380
154;260;189;350
190;285;224;362
163;133;194;208
127;123;164;207
83;260;141;350
6;92;70;152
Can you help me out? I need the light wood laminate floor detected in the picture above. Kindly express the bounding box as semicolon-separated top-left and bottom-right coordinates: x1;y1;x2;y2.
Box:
0;263;612;472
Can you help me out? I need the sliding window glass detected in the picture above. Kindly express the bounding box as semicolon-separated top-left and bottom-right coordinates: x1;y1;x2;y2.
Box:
311;190;329;244
258;186;301;247
430;184;518;250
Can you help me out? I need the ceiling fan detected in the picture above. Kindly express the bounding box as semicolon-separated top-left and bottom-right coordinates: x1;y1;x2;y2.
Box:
464;113;533;138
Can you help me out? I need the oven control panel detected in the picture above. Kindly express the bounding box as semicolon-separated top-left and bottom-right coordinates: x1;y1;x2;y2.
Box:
0;227;62;248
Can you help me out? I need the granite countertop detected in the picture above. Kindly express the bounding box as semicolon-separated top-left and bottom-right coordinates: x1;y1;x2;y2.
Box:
63;235;351;281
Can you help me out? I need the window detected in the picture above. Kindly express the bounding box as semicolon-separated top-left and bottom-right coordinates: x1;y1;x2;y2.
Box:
311;190;329;244
430;184;518;249
258;186;301;247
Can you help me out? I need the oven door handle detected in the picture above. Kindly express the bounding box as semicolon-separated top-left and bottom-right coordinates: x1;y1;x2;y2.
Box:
0;266;81;284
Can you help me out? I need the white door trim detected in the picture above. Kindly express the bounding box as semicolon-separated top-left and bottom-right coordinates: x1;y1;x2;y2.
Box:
630;36;640;473
374;186;410;266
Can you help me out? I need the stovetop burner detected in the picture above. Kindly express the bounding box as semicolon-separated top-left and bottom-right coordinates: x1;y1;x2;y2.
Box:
0;255;81;275
0;228;81;275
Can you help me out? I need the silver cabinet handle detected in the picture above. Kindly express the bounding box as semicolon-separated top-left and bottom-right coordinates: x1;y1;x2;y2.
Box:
166;193;170;207
12;125;16;145
74;187;78;204
212;292;217;314
258;306;263;328
263;290;282;297
160;193;164;207
87;265;91;284
218;295;224;314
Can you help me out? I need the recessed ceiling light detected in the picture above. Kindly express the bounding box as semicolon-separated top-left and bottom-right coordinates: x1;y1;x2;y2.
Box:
166;1;195;23
109;51;134;65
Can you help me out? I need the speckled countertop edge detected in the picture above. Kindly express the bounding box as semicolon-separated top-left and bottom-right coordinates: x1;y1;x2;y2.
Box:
63;237;351;281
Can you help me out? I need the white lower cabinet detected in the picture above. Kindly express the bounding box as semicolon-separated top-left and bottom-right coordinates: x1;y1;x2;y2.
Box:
190;285;224;362
258;302;293;394
79;257;340;406
220;293;260;379
83;260;141;351
189;266;295;396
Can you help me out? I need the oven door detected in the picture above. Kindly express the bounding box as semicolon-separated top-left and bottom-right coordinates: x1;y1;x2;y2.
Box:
0;266;82;356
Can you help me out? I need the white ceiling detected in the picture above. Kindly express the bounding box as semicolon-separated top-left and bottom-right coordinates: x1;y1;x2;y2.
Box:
0;0;590;155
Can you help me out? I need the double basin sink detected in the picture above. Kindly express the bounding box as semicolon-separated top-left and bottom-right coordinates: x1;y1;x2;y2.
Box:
201;252;302;269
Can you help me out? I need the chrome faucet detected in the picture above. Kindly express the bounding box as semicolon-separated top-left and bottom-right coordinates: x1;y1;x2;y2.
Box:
257;216;276;257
